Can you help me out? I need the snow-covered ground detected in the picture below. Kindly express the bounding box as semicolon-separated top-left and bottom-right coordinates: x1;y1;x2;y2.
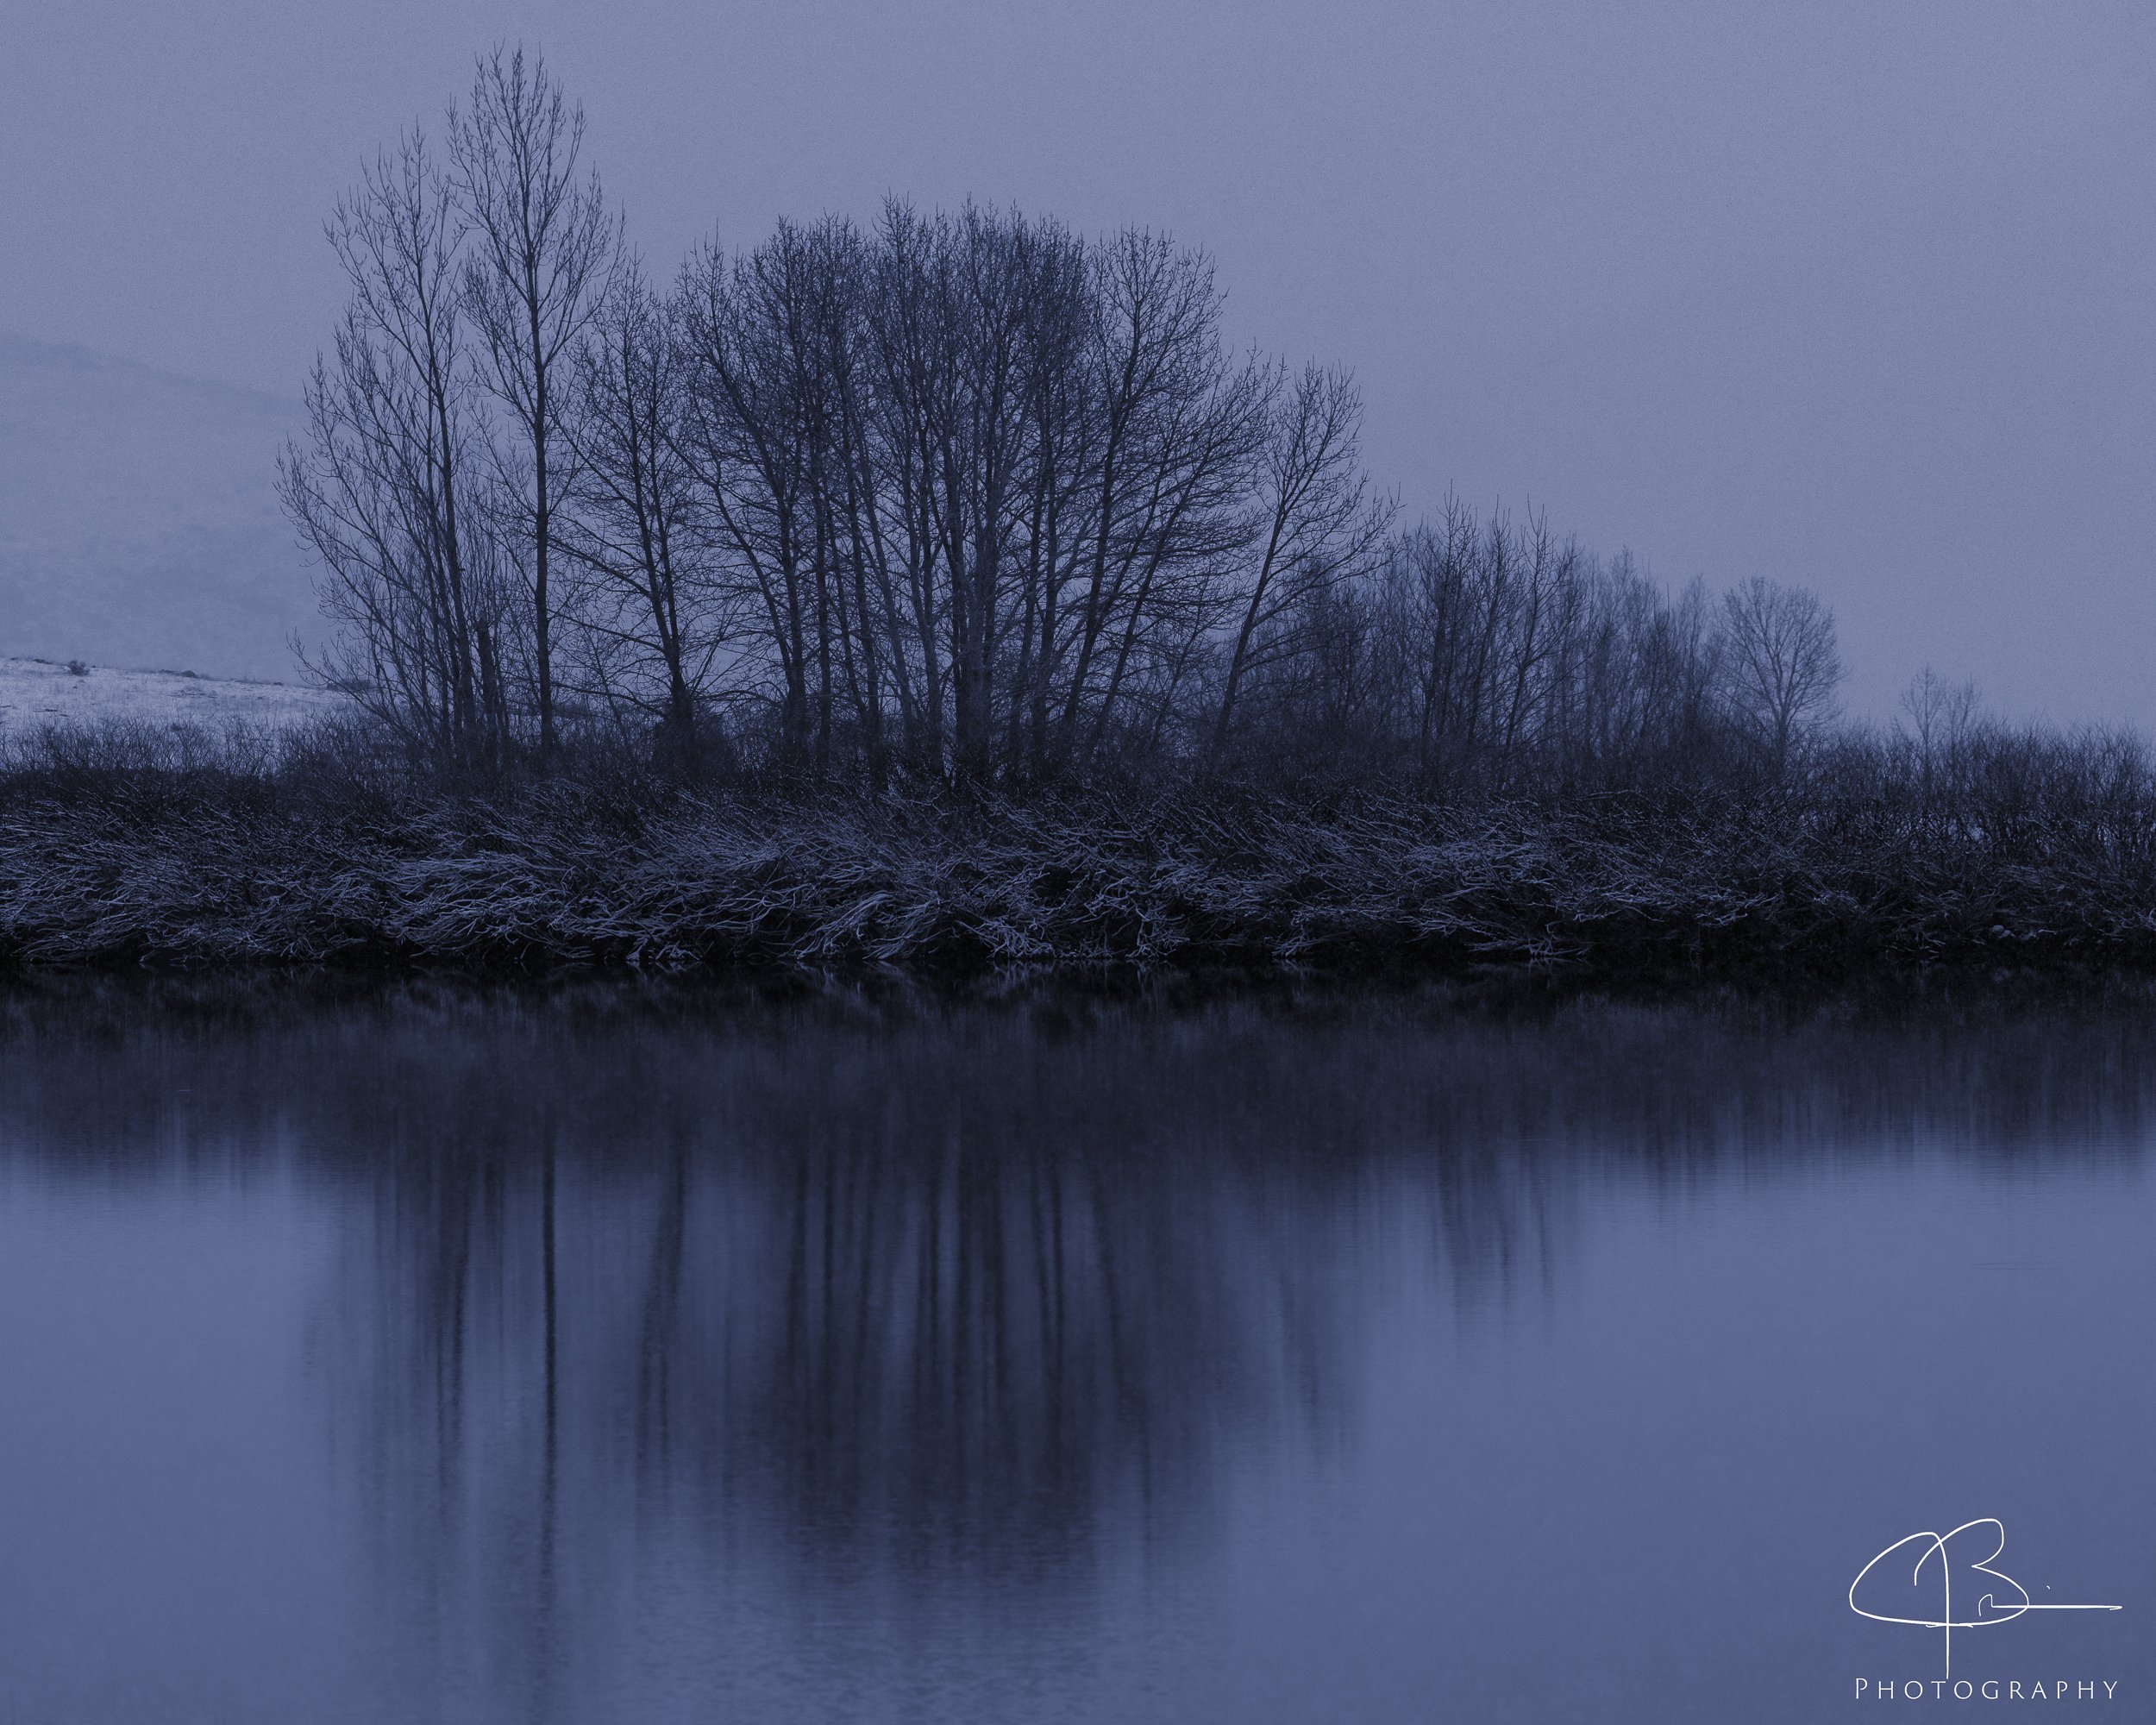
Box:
0;336;319;683
0;656;348;733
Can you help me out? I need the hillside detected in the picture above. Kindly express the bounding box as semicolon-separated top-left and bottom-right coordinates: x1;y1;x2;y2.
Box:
0;656;345;736
0;336;317;681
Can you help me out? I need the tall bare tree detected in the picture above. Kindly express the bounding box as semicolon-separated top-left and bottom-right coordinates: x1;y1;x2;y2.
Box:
1209;363;1394;764
279;131;510;762
1052;230;1264;773
562;263;730;761
675;222;835;768
449;46;620;758
677;206;1267;784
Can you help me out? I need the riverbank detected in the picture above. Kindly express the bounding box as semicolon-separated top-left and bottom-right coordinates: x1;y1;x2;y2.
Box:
2;778;2151;980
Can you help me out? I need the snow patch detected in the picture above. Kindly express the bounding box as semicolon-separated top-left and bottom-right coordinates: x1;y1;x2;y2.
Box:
0;657;348;732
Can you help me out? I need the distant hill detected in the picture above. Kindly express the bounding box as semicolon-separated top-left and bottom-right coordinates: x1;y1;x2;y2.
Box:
0;656;347;734
0;335;319;681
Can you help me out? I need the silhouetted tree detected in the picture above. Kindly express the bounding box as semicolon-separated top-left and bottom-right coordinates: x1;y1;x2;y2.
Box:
561;264;731;764
676;217;867;774
279;131;511;762
289;54;1893;806
449;46;621;760
1717;574;1843;777
1208;364;1394;767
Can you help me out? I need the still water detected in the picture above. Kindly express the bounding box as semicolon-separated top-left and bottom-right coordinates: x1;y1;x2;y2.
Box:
0;981;2147;1722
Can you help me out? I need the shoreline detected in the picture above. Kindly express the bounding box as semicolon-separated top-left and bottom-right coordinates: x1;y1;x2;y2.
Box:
4;785;2152;984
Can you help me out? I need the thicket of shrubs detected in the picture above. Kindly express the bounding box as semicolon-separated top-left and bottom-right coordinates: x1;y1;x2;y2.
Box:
0;697;2153;980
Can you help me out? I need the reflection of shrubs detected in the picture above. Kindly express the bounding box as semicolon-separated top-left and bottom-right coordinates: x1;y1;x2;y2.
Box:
66;661;88;678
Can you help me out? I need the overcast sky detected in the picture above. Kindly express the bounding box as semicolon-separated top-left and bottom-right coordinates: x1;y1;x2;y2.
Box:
4;0;2153;724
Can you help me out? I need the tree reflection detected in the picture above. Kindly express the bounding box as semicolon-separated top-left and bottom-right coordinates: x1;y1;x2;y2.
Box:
3;976;2154;1712
344;1016;1366;1596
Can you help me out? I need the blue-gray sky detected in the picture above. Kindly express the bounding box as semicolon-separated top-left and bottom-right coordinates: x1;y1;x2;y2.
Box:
3;0;2153;722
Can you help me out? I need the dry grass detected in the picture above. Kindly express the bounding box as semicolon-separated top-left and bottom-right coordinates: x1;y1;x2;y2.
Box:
2;764;2153;979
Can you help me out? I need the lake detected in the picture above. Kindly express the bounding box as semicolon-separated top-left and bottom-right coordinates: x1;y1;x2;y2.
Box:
0;978;2147;1721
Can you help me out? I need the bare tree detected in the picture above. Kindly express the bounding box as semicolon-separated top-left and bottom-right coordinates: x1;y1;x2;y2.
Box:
448;46;620;758
1053;229;1265;773
675;221;838;769
860;202;1074;781
279;131;510;762
561;263;733;762
1717;575;1843;776
1207;363;1395;765
1366;501;1731;789
286;59;1930;803
677;206;1267;785
1898;665;1981;806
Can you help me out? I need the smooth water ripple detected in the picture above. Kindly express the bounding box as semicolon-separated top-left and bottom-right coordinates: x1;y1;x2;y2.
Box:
0;983;2147;1722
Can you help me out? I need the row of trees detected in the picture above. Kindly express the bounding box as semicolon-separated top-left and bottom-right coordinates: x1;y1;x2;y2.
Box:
1224;511;1844;787
282;48;1847;790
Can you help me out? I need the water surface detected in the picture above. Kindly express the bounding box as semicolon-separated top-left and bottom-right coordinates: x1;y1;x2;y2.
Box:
0;981;2147;1721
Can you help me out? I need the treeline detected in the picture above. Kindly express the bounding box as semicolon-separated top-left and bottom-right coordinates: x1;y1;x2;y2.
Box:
144;44;2156;985
281;48;1858;794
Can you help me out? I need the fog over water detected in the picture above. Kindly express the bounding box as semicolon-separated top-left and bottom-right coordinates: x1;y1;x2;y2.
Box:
3;3;2153;721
